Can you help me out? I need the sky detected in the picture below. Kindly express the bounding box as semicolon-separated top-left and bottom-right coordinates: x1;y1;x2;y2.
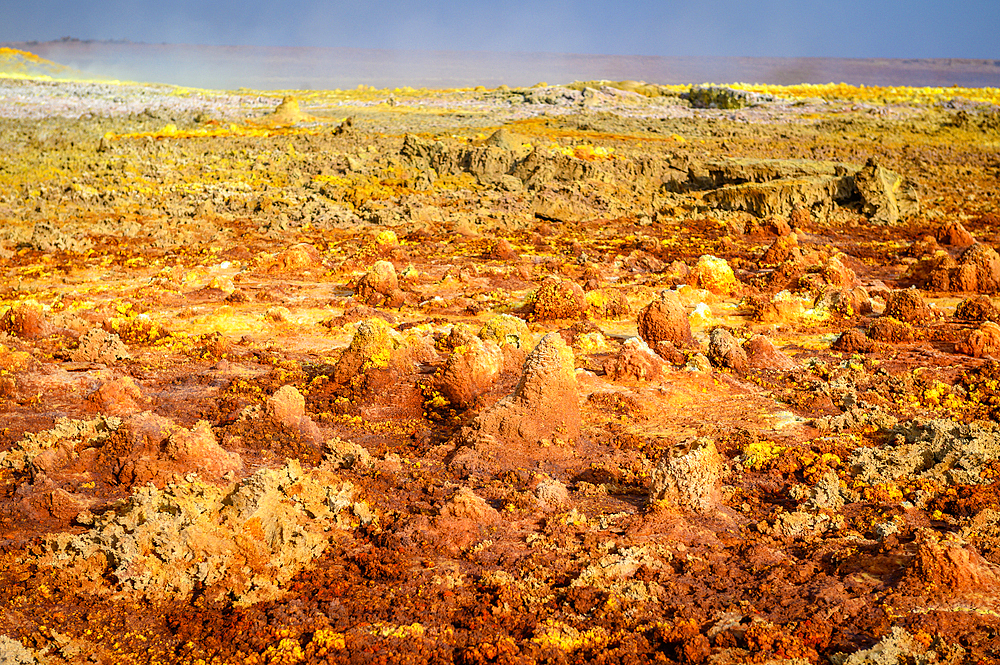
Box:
1;0;998;59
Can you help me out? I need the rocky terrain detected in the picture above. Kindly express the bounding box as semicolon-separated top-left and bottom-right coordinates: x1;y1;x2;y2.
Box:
2;50;1000;663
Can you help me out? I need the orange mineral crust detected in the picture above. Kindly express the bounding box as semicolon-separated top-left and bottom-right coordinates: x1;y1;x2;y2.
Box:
1;71;1000;664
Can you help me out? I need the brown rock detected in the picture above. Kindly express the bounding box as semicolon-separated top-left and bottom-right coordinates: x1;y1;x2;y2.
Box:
506;333;578;429
265;385;306;426
884;289;932;323
0;344;31;372
814;286;872;318
832;328;875;353
956;321;1000;358
767;216;792;236
457;333;579;468
604;337;669;382
44;487;94;520
535;477;570;509
265;385;323;443
490;237;518;261
71;329;131;364
649;438;724;514
955;295;1000;322
438;487;498;522
938;220;975;247
867;316;915;343
121;411;176;454
707;327;748;373
789;206;812;230
957;243;1000;293
663;260;690;285
86;375;148;416
263;242;323;273
910;234;944;258
165;420;243;479
915;243;1000;293
901;529;1000;601
748;290;811;323
0;301;53;339
527;277;587;321
438;337;504;409
760;234;801;265
637;290;692;348
822;255;860;288
355;260;399;305
651;340;687;365
743;335;797;370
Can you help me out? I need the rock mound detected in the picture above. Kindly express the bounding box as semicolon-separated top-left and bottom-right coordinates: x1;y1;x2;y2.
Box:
526;277;587;321
955;295;1000;322
86;375;148;416
691;255;740;295
899;529;1000;607
438;337;504;409
699;158;856;218
455;333;579;469
831;626;964;665
44;461;365;606
165;420;244;479
1;301;54;339
637;290;692;348
957;321;1000;358
71;329;131;364
850;419;1000;487
439;486;498;522
832;328;876;353
853;157;920;225
686;86;771;109
743;335;797;370
110;414;242;487
479;314;532;349
267;96;312;126
260;242;324;274
707;328;748;373
649;438;724;514
355;260;403;306
923;242;1000;293
867;316;915;343
939;220;975;247
332;318;398;384
604;337;669;382
883;289;932;323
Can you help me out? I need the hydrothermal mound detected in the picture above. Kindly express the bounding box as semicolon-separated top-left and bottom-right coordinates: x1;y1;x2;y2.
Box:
1;73;1000;664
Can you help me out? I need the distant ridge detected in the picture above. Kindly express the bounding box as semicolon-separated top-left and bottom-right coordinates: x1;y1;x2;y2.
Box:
3;40;999;90
0;46;99;81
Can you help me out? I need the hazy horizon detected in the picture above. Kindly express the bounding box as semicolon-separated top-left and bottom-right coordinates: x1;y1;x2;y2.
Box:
4;38;1000;91
2;0;998;62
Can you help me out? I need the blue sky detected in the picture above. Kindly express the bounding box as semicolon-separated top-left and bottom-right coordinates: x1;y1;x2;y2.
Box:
1;0;997;59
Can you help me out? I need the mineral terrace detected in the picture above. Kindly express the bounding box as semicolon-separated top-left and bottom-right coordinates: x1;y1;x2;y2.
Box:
2;51;1000;664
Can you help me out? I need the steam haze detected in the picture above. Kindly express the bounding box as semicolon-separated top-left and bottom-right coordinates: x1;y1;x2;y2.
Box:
2;0;998;89
4;0;997;58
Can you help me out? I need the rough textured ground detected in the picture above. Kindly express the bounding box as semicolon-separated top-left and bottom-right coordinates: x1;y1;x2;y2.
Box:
2;56;1000;664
